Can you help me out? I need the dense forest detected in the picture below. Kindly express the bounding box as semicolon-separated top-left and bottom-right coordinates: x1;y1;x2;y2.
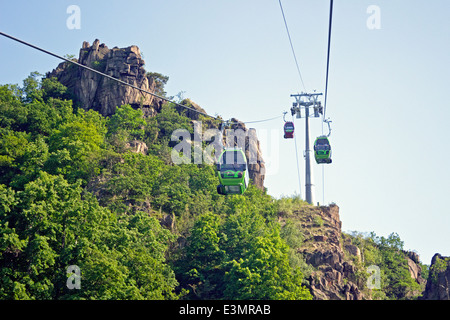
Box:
0;73;427;300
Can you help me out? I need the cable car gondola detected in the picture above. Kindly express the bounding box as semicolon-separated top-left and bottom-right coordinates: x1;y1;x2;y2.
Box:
216;148;249;195
314;135;332;164
284;121;295;139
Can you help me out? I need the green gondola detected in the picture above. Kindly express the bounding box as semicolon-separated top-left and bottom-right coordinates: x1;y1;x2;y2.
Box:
216;148;249;195
314;135;332;164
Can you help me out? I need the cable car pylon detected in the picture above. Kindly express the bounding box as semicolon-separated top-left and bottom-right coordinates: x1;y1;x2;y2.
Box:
290;92;323;205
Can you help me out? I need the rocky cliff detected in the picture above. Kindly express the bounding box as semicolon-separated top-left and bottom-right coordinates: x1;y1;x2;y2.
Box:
293;204;364;300
227;119;266;190
279;204;427;300
46;39;265;189
47;39;162;117
422;254;450;300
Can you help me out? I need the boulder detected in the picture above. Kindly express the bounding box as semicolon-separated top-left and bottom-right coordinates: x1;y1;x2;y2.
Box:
314;235;328;242
345;244;361;261
125;140;148;155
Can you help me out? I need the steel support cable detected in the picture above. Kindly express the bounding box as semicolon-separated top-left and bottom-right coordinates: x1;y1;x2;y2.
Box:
241;115;282;124
321;0;334;205
278;0;308;198
278;0;307;92
322;0;334;125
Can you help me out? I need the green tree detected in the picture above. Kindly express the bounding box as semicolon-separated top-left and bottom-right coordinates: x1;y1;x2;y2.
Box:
100;152;165;213
0;84;27;131
176;212;226;299
151;165;191;216
24;98;73;137
21;72;43;103
0;172;179;300
10;136;49;189
0;130;30;186
146;72;169;97
176;210;312;300
368;232;421;299
107;104;146;143
0;75;73;136
150;103;192;142
46;109;106;183
224;229;312;300
222;209;268;259
40;77;71;102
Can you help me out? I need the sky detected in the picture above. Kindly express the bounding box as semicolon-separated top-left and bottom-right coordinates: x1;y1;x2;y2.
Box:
1;0;449;265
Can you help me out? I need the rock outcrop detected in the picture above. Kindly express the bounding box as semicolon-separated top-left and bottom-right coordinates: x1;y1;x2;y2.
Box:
278;204;362;299
47;39;162;117
125;140;148;155
175;98;208;121
296;204;364;300
422;254;450;300
279;204;428;300
405;251;426;288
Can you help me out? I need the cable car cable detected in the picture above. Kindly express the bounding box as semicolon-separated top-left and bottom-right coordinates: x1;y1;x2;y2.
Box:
241;115;282;124
292;114;302;198
0;31;288;130
278;0;309;198
0;30;221;121
278;0;307;92
322;0;334;126
322;0;334;205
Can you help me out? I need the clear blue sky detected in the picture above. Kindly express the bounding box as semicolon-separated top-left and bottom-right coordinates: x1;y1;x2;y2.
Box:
1;0;449;265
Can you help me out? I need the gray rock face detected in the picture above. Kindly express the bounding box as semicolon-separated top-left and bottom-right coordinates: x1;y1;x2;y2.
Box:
47;39;162;117
301;205;363;300
422;254;450;300
223;120;265;190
